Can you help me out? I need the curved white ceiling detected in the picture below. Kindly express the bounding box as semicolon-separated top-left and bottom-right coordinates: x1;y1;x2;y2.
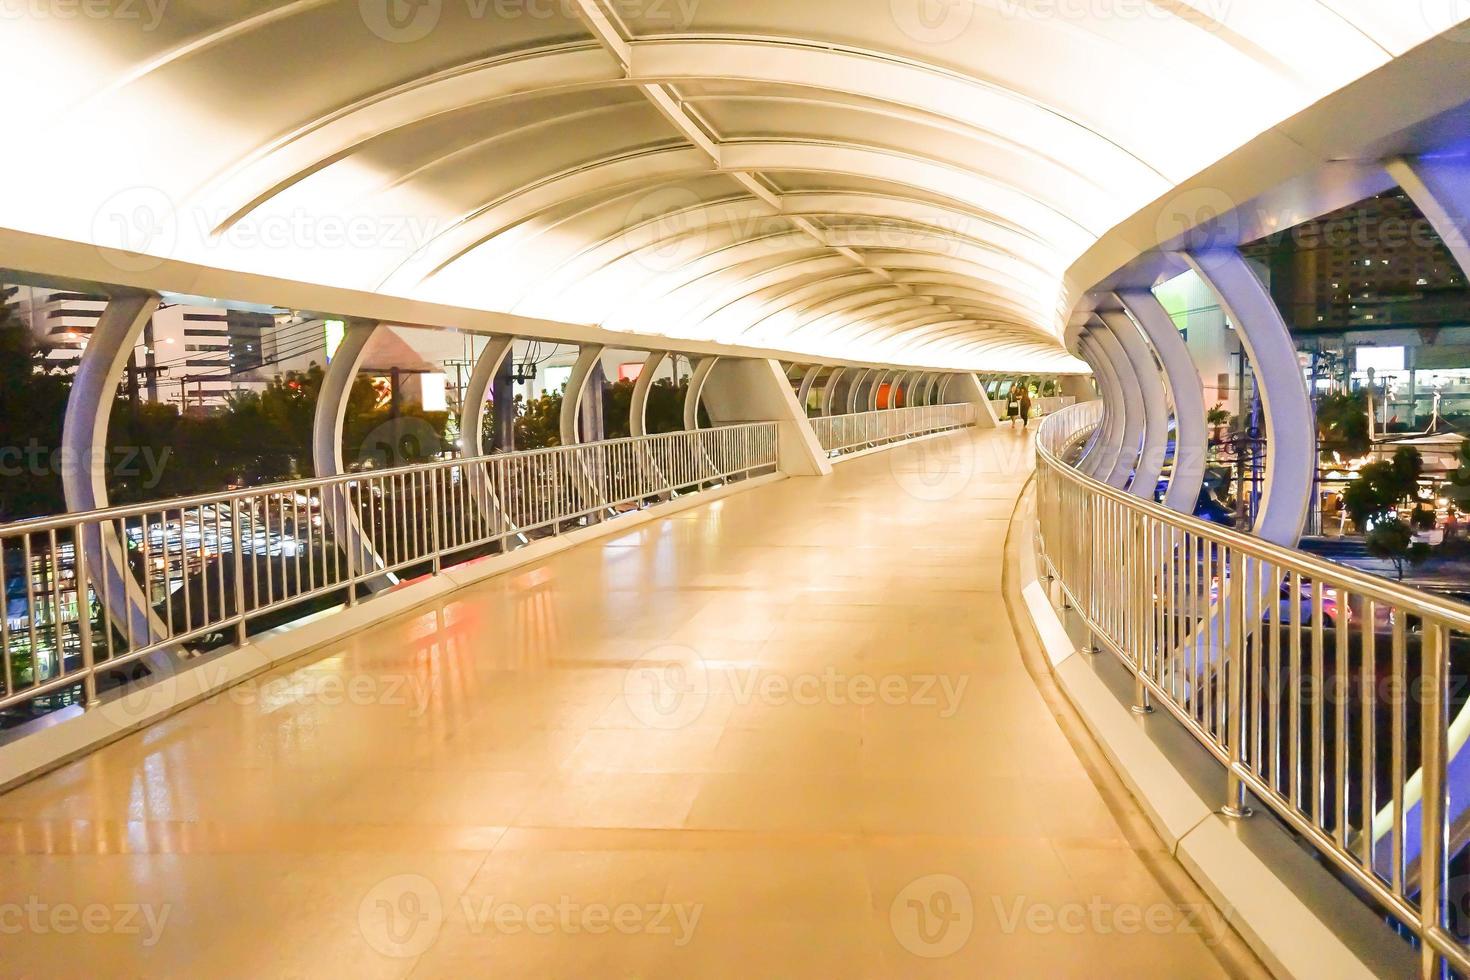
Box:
0;1;1458;371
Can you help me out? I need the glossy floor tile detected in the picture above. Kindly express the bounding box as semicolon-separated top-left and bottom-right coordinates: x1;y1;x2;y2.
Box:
0;427;1237;977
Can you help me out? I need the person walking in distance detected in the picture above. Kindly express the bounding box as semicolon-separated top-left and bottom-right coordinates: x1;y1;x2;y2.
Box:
1018;385;1032;428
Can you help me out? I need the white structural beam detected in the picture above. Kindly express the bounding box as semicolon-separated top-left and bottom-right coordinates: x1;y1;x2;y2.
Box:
1098;309;1168;501
942;373;999;429
820;366;846;416
311;318;392;588
796;364;822;411
1117;289;1206;514
59;291;172;666
1076;335;1122;480
1086;324;1144;491
560;344;607;446
1387;154;1470;292
699;359;832;477
462;335;515;457
684;356;719;431
629;350;668;437
1185;250;1314;547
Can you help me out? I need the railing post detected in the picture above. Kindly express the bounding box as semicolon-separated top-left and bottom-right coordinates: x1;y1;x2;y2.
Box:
1223;549;1253;819
231;501;247;647
1420;623;1448;978
1130;511;1153;716
74;525;99;707
344;484;357;607
429;467;442;575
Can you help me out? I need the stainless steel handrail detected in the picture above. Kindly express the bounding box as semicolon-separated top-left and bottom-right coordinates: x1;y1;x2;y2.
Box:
810;404;977;456
1034;401;1470;974
0;424;779;720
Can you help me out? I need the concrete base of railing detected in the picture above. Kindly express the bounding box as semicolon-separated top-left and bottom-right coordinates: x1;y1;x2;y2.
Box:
0;473;786;794
1003;480;1417;980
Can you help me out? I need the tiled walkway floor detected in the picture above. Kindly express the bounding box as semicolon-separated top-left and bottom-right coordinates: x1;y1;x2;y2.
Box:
0;426;1237;977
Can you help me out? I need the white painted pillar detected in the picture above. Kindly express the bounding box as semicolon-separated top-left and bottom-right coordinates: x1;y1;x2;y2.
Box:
1118;289;1207;514
629;351;668;437
1076;335;1123;480
1186;250;1314;547
698;358;832;476
820;366;846;416
684;356;719;431
311;318;392;588
462;335;514;457
560;344;606;445
847;368;872;414
59;291;171;662
796;364;822;412
942;373;999;428
1099;309;1168;501
1087;323;1145;491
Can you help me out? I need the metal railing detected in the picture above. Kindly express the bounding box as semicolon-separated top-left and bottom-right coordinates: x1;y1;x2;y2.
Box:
810;404;977;456
1034;402;1470;974
0;423;777;725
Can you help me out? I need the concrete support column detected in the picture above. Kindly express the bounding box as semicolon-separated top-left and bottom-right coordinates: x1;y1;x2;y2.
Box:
847;368;872;414
1087;323;1145;491
796;365;821;413
492;353;516;452
942;373;999;428
684;356;718;431
1099;309;1169;501
629;351;668;437
59;291;170;660
698;358;832;476
820;367;846;417
1118;289;1207;513
1186;250;1314;547
559;344;606;445
462;336;515;458
311;318;394;589
1076;335;1123;480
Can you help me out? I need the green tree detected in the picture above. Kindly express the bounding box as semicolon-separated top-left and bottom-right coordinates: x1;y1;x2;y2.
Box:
1342;446;1425;530
0;315;70;520
1366;517;1431;581
1316;389;1370;462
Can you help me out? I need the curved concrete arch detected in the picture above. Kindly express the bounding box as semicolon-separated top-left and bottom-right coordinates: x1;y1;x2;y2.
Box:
461;335;516;457
1117;289;1207;514
796;364;823;412
1077;334;1127;483
629;351;670;495
1098;310;1169;501
821;366;847;416
684;356;720;430
312;318;394;588
1087;324;1145;491
1185;250;1314;547
58;292;173;665
559;344;607;446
